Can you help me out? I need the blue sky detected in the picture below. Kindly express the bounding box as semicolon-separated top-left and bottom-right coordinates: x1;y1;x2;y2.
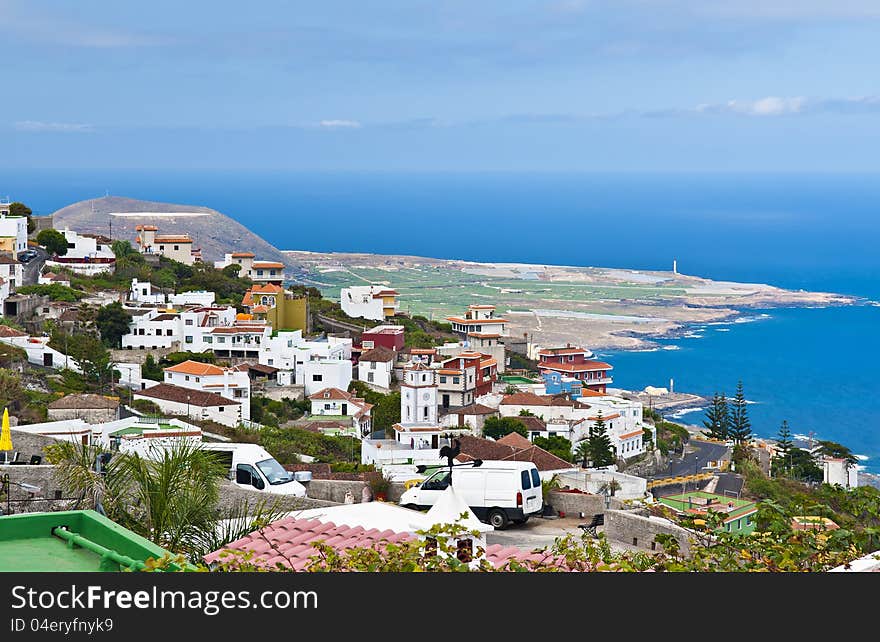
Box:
3;0;880;170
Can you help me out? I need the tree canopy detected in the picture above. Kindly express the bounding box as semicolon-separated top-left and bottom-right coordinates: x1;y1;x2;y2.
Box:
36;228;69;257
482;416;527;440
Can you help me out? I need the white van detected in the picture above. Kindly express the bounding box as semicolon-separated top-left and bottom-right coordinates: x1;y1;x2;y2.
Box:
200;443;307;497
399;460;543;529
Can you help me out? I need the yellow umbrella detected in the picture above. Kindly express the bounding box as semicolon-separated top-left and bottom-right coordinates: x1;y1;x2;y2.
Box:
0;407;12;451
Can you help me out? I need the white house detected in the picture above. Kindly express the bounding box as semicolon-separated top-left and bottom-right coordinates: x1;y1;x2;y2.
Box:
300;359;352;397
0;206;29;254
135;224;196;265
822;457;859;488
0;327;79;371
162;360;251;420
357;347;395;390
127;278;216;307
340;284;399;321
0;276;9;316
121;304;237;351
308;387;373;437
134;383;243;428
44;229;116;276
0;254;24;291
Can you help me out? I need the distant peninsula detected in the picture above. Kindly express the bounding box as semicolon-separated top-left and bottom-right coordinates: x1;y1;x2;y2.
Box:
284;250;858;352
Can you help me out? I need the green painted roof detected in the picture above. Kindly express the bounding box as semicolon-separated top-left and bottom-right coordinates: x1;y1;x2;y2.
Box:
0;510;182;572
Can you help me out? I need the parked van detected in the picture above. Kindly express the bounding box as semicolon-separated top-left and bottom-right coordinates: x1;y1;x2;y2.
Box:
399;460;543;529
200;443;306;497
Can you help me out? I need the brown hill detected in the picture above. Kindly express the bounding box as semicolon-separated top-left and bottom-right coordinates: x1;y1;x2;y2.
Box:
51;196;291;267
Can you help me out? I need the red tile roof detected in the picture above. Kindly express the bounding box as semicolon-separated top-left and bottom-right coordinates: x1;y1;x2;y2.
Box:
496;432;533;449
231;252;255;258
618;429;644;440
308;387;353;401
443;403;498;416
135;383;237;407
539;360;612;372
455;434;573;472
164;360;226;376
253;261;284;269
538;346;590;356
0;325;27;338
358;347;395;363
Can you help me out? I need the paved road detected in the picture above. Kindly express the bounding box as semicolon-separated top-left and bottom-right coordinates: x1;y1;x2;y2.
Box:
656;440;730;480
20;247;47;286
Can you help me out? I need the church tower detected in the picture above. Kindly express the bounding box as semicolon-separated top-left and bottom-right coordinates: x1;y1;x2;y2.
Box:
400;362;438;425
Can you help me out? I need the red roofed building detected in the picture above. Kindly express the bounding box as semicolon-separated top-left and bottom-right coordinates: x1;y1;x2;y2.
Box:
437;351;498;409
162;360;252;421
308;387;373;436
446;304;508;341
538;344;613;393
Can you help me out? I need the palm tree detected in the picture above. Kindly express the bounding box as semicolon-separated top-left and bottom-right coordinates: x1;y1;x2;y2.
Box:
45;441;287;562
575;440;590;468
598;479;622;497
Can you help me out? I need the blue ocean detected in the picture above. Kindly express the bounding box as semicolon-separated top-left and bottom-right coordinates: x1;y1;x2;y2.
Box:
5;170;879;471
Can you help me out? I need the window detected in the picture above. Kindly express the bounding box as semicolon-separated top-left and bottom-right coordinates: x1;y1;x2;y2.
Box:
324;403;331;410
185;319;193;326
185;336;193;344
521;470;531;490
453;377;460;384
439;376;447;383
568;355;574;361
363;341;374;349
530;468;540;488
257;270;264;276
185;375;190;381
204;336;212;344
217;337;226;343
367;372;374;383
423;406;428;418
456;539;472;563
174;245;179;251
159;245;165;251
267;359;273;365
370;361;376;370
632;537;638;546
313;374;323;382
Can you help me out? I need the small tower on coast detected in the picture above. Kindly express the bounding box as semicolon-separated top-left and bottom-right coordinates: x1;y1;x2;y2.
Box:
673;259;678;275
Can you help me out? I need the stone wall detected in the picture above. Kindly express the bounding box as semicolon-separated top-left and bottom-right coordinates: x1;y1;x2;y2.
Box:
302;479;407;504
546;490;606;519
215;480;338;513
47;408;119;423
603;508;693;556
0;464;70;511
110;347;177;365
9;429;63;461
259;385;304;402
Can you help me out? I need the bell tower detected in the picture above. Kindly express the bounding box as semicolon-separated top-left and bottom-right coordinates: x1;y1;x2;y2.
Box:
400;363;437;424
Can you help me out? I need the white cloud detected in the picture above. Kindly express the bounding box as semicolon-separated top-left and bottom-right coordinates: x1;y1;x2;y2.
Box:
319;119;362;129
697;96;807;116
15;120;94;133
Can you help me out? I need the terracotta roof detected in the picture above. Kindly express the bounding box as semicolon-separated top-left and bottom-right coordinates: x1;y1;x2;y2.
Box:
0;255;21;265
538;346;590;356
407;348;436;355
618;429;644;440
203;517;417;571
468;332;501;339
437;369;463;375
154;235;193;243
539;360;613;372
371;289;399;298
500;392;552;406
135;224;158;231
578;389;606;398
588;413;621;422
444;403;497;416
516;416;547;433
209;326;265;334
468;305;496;309
151;313;179;321
479;358;497;368
308;387;353;401
496;432;533;449
253;261;284;269
231;362;279;375
231;252;255;258
47;394;119;410
204;514;569;571
0;325;27;338
164;360;226;376
135;383;237;407
455;434;573;472
358;347;395;363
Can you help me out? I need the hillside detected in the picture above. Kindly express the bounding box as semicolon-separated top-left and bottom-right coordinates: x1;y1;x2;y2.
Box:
52;196;291;267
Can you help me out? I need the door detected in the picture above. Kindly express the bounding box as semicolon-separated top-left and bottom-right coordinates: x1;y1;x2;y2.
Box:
522;468;542;514
417;470;451;507
341;403;348;415
43;352;53;367
442;394;450;408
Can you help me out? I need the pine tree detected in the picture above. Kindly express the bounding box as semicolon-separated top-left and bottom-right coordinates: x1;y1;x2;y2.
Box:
585;411;616;468
702;392;730;440
728;381;752;444
772;420;794;477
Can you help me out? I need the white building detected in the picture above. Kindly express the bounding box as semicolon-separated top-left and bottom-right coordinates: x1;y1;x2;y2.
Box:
822;457;859;488
357;347;395;390
340;284;399;321
308;387;373;437
499;390;645;460
127;278;216;307
0;327;79;371
0;255;24;291
446;304;509;342
121;304;237;351
37;271;71;288
0;206;29;254
135;224;197;265
134;383;243;428
300;359;352;397
214;252;284;284
361;362;470;468
44;229;116;276
162;360;251;420
0;276;10;315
